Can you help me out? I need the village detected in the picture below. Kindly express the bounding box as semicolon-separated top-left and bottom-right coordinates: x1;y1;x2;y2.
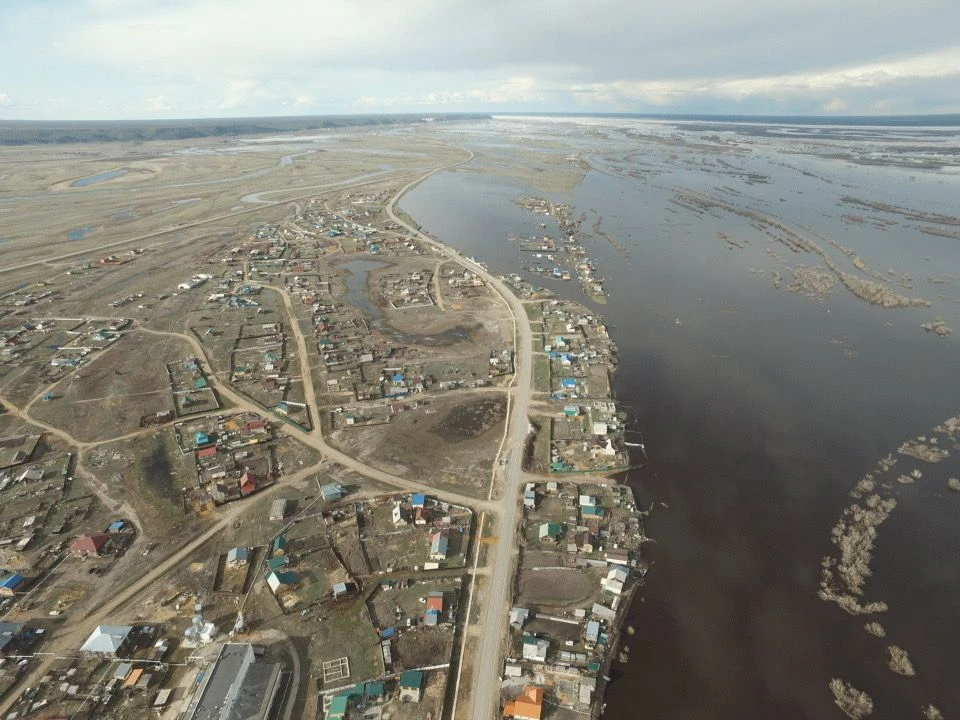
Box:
0;169;641;720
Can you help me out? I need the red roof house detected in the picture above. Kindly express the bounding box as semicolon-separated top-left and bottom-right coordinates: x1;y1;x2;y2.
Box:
197;446;218;460
70;533;110;557
239;472;259;496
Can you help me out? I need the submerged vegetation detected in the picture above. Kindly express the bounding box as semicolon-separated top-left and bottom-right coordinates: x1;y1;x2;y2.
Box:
887;645;917;676
830;679;874;719
864;622;886;638
821;415;959;713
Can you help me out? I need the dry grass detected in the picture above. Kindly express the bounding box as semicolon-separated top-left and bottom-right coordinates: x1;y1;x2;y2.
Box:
829;678;873;719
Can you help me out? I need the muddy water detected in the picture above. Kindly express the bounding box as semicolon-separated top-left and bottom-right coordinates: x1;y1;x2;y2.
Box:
400;119;960;718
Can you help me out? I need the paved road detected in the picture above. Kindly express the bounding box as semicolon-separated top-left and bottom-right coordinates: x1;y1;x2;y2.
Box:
383;160;536;719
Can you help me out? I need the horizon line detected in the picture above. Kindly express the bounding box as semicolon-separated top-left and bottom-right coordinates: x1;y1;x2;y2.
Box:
3;110;960;125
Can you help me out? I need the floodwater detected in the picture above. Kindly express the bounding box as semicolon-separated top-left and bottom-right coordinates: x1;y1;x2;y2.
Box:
71;168;128;187
337;258;388;320
401;118;960;718
68;226;95;241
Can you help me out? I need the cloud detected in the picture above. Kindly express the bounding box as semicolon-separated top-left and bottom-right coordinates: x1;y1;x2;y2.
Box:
2;0;960;118
823;98;849;113
143;94;172;113
562;46;960;110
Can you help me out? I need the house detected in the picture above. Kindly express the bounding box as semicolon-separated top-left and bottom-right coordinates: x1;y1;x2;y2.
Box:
585;620;600;645
605;549;631;566
538;523;563;541
429;531;449;560
602;566;629;596
266;571;299;594
503;686;544;720
521;636;549;663
271;535;287;556
581;505;605;519
364;681;386;701
424;591;444;625
226;546;249;568
70;533;110;558
245;419;269;434
197;446;218;460
0;573;24;597
267;556;289;572
195;431;210;446
591;603;617;622
392;504;407;526
398;670;425;702
578;495;596;507
523;483;537;509
239;472;259;496
411;493;427;508
326;694;349;720
320;483;343;502
425;591;444;614
80;625;134;657
414;507;430;526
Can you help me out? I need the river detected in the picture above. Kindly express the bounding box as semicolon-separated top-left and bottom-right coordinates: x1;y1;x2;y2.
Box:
400;117;960;718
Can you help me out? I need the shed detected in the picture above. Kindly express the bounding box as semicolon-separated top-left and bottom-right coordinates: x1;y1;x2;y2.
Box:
411;493;427;508
269;499;288;521
320;483;343;502
226;546;249;567
0;574;24;597
272;535;287;556
123;668;144;687
108;520;127;533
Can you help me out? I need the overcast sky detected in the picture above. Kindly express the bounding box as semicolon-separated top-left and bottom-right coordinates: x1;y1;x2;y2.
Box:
2;0;959;120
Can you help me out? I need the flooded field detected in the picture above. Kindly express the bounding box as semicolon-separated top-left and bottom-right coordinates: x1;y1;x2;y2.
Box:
400;117;960;718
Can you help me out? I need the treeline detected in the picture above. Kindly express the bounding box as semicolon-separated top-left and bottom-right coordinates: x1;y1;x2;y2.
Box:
0;113;490;145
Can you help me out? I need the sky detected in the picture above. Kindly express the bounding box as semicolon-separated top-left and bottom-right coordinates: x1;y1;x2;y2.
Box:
1;0;959;120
